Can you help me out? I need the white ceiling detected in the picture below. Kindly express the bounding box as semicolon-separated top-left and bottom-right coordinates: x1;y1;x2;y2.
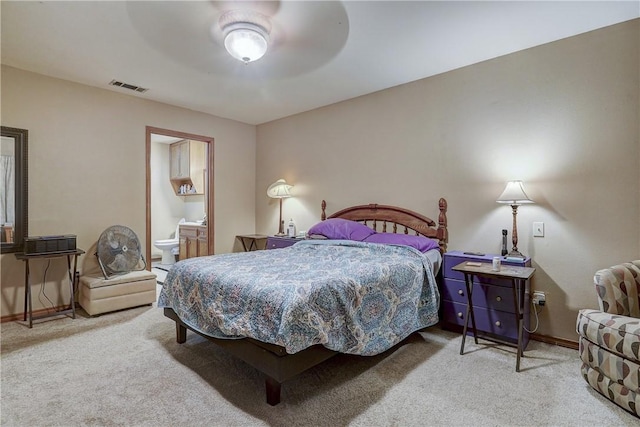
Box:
2;1;638;125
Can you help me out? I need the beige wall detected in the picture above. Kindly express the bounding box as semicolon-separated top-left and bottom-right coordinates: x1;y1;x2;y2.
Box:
0;66;256;317
256;20;640;342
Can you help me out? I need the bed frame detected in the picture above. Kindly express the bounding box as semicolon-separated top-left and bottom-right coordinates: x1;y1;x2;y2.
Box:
164;198;448;405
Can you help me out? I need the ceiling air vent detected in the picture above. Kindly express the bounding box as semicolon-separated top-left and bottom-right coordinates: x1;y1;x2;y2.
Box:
109;79;148;93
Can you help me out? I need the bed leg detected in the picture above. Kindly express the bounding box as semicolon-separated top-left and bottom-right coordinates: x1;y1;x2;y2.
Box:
265;376;281;406
176;323;187;344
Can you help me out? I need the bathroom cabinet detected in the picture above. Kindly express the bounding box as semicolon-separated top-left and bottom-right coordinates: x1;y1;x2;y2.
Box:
170;140;205;196
178;224;208;260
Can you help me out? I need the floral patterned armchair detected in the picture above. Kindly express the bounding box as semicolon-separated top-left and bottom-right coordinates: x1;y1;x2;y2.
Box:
576;260;640;416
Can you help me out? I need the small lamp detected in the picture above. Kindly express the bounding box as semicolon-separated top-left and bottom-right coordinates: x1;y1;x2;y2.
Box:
267;179;293;236
496;180;533;258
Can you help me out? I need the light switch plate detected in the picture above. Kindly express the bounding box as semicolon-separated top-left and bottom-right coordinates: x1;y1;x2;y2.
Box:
533;222;544;237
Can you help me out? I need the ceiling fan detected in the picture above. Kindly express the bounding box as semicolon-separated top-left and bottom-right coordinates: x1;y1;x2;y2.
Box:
125;1;349;78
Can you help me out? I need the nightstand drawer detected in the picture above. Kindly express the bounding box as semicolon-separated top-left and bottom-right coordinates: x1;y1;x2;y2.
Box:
443;253;530;287
441;300;520;343
266;236;301;249
442;278;516;313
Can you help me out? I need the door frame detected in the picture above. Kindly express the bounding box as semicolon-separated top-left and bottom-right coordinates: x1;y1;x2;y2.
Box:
145;126;214;268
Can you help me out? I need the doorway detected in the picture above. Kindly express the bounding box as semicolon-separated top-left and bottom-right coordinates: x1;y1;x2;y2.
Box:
145;126;214;270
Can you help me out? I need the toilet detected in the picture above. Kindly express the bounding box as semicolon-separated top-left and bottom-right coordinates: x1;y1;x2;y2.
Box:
154;218;185;265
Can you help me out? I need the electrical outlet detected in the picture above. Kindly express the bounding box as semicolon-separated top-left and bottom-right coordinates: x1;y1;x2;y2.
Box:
532;291;546;306
533;222;544;237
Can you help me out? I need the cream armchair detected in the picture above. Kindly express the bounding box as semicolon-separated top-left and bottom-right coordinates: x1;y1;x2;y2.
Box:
576;260;640;416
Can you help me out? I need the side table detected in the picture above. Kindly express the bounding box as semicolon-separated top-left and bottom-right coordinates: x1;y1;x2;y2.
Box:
15;249;85;328
236;234;268;252
452;260;535;372
441;251;532;348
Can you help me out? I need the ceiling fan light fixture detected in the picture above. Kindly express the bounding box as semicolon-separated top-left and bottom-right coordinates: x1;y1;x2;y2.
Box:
223;22;269;63
219;10;271;64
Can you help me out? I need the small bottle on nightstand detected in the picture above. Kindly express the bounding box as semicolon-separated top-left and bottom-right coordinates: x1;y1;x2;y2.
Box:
287;219;296;237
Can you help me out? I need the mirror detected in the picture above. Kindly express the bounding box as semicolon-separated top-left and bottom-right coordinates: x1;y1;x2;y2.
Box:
1;126;28;253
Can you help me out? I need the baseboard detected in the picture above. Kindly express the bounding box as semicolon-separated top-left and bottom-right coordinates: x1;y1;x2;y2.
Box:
437;322;579;350
1;305;72;323
531;333;578;350
1;313;23;323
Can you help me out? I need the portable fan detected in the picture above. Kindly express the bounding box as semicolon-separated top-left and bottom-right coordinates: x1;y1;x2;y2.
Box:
96;225;147;279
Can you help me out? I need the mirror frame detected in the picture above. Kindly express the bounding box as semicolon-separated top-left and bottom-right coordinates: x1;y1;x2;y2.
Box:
1;126;28;254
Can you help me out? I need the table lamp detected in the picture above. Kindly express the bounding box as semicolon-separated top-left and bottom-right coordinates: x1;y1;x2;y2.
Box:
267;179;293;236
496;180;533;258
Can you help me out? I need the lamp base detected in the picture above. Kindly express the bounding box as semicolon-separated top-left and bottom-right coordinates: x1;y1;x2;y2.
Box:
274;232;286;237
507;250;526;259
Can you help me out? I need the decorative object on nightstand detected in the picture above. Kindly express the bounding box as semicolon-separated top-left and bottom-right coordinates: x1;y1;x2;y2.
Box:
267;179;293;236
441;251;534;370
501;229;508;256
287;218;296;237
496;180;533;259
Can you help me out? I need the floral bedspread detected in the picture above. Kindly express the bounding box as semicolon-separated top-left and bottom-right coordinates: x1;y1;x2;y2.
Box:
157;240;439;356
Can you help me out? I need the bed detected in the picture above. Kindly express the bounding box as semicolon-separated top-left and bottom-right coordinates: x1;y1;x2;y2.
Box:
159;198;448;405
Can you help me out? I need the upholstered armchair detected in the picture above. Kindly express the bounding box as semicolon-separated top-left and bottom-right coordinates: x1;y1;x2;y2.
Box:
576;260;640;416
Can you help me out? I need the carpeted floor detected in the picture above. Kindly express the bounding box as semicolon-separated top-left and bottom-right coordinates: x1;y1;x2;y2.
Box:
1;301;637;426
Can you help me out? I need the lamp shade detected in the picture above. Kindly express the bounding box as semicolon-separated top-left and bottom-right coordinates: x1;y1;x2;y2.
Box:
267;179;293;199
496;181;534;205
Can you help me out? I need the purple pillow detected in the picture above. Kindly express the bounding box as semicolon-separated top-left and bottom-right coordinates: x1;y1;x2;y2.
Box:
363;233;440;253
307;218;375;241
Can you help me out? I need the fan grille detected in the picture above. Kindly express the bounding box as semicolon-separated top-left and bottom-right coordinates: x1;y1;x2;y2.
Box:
96;225;145;278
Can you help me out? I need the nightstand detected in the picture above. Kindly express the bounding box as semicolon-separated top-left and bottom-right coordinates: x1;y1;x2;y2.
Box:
15;249;85;328
266;236;303;249
452;259;535;371
441;251;533;354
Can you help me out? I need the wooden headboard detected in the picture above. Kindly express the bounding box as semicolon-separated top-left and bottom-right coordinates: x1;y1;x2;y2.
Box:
321;198;448;253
